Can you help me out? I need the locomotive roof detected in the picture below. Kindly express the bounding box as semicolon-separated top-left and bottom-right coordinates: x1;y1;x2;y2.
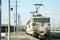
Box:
32;15;50;18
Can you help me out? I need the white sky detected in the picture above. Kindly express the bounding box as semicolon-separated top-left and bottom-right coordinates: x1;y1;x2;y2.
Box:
2;0;60;27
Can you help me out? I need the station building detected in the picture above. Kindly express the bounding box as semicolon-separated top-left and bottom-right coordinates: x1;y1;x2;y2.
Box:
1;24;15;32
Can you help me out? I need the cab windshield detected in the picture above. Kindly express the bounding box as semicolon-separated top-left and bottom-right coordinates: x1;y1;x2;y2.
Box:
33;18;50;22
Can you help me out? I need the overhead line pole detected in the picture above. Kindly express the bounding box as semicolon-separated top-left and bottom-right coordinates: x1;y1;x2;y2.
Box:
18;14;20;31
8;0;10;40
13;14;15;34
0;0;1;40
16;1;18;32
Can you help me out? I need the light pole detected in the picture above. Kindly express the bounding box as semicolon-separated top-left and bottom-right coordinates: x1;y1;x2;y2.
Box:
8;0;10;40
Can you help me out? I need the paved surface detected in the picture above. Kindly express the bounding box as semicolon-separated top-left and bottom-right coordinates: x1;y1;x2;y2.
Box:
52;39;60;40
1;32;39;40
1;32;60;40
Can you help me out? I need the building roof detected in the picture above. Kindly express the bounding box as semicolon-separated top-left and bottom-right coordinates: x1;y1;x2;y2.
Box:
1;24;14;27
1;24;8;26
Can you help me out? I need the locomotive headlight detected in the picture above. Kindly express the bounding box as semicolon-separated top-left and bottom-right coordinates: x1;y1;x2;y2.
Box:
40;32;44;35
39;32;45;38
40;31;45;35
